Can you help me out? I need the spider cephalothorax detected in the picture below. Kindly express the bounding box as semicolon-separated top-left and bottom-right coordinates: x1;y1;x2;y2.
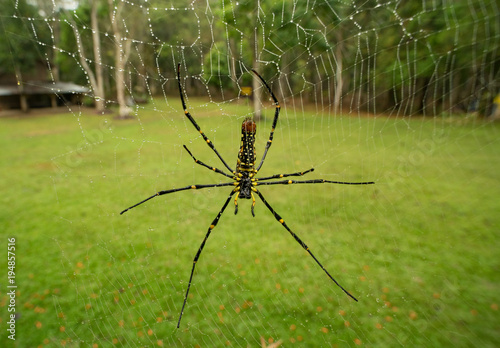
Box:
120;64;375;327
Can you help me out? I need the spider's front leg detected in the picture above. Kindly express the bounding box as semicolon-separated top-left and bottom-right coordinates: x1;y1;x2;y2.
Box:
254;189;358;302
177;190;236;328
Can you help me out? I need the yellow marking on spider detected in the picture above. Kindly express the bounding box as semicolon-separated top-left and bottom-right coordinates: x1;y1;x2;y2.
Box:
212;167;216;171
209;225;215;229
184;110;189;115
288;180;292;184
279;219;284;224
206;139;211;143
191;185;196;189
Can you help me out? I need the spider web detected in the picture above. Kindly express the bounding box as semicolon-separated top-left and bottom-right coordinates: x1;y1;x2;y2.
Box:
2;0;500;347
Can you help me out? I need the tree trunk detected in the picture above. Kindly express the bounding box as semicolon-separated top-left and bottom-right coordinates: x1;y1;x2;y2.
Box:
278;52;289;101
252;25;262;121
52;12;60;82
91;0;106;113
333;34;344;115
65;3;106;114
109;0;131;118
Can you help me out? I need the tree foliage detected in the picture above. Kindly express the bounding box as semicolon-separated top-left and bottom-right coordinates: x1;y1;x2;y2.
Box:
3;0;498;115
0;0;47;79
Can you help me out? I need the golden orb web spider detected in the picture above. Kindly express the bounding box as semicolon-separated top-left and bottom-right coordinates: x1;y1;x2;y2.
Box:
120;64;375;328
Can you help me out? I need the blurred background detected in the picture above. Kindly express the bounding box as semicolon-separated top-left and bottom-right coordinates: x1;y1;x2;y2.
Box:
1;0;499;347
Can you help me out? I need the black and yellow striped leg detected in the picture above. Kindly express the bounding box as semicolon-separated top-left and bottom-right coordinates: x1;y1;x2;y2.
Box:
183;145;234;179
250;190;256;217
256;168;315;181
177;64;234;173
233;191;240;215
120;182;236;215
256;178;375;187
251;69;281;172
254;190;358;302
233;190;256;216
177;191;236;328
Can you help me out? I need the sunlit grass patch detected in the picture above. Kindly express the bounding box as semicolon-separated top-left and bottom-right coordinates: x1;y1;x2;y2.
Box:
1;102;499;346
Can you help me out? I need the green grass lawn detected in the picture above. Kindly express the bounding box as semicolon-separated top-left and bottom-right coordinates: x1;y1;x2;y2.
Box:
1;99;500;347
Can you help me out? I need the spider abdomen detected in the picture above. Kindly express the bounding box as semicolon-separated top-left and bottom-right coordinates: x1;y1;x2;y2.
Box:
236;118;257;173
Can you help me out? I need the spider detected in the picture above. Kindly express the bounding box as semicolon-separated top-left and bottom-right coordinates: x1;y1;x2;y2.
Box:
120;64;375;328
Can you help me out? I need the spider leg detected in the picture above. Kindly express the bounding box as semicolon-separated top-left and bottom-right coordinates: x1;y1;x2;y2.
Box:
120;182;236;215
177;64;235;174
254;189;358;302
256;178;375;187
256;168;315;181
251;190;257;217
233;191;240;215
251;69;280;172
177;190;236;328
183;145;234;179
233;187;256;217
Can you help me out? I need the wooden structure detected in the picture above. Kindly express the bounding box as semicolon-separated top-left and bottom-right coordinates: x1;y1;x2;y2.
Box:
0;81;89;112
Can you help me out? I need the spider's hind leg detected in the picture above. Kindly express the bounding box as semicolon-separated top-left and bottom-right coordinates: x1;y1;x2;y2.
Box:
183;145;234;179
177;65;234;173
